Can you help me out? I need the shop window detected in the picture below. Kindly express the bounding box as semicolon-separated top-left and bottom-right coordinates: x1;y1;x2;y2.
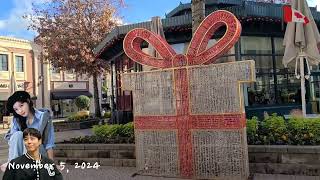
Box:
15;56;24;72
248;74;276;106
0;54;8;71
241;36;272;54
244;56;275;105
274;38;285;54
276;74;301;104
311;75;320;99
242;56;273;74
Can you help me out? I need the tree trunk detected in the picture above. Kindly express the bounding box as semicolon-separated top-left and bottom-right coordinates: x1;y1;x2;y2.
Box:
93;73;101;117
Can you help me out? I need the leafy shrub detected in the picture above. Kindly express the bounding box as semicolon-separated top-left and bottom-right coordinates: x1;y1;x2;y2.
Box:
121;122;134;138
246;116;259;145
287;118;320;145
260;113;287;145
67;113;89;121
103;111;111;119
92;122;134;139
75;95;90;110
247;114;320;145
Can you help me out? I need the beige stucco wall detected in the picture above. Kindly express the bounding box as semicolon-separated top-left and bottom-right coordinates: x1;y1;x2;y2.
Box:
0;36;36;102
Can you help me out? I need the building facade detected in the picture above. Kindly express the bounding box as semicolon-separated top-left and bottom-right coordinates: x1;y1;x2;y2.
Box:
0;36;106;119
94;0;320;121
36;55;105;118
0;36;39;120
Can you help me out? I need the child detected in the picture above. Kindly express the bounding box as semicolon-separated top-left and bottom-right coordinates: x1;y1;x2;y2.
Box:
3;128;63;180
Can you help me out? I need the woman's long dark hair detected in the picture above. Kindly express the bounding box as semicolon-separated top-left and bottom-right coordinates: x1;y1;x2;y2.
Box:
12;99;35;131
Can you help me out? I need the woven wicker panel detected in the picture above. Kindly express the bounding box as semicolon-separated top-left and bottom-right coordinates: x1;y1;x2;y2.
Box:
192;128;249;179
135;130;180;177
189;61;255;114
122;70;176;116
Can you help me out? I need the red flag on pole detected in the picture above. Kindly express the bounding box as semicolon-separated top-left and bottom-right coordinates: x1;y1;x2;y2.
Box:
283;5;310;24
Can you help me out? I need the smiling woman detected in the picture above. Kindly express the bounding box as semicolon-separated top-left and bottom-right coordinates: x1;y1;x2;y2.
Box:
1;91;55;172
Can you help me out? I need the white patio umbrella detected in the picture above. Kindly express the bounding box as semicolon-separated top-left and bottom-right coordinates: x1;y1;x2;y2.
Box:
283;0;320;117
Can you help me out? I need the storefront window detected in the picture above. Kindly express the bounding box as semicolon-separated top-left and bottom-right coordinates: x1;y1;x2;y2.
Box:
239;36;308;107
247;74;275;106
276;74;301;104
311;75;320;99
274;38;285;54
241;36;272;54
242;56;273;74
245;56;275;106
51;99;78;118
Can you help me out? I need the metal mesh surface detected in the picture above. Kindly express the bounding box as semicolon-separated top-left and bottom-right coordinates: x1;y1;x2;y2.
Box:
192;129;249;179
122;70;176;116
135;130;180;177
189;61;254;114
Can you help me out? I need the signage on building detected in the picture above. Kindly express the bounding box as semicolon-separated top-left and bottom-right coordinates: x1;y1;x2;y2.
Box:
0;82;25;90
0;83;9;89
54;82;87;90
17;82;25;90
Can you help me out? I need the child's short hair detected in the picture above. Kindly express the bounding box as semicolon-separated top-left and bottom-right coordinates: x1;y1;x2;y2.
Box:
23;128;42;140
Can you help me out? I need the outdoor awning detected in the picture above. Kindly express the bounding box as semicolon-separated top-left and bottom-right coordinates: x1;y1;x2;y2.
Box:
51;91;93;100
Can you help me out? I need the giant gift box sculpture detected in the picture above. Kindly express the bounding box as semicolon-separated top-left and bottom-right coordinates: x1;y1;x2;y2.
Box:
122;10;255;179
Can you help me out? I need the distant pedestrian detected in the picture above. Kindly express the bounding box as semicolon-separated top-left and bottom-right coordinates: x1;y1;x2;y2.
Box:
54;104;59;118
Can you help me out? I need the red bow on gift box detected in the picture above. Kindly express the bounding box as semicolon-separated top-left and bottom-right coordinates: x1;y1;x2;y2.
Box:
123;10;242;68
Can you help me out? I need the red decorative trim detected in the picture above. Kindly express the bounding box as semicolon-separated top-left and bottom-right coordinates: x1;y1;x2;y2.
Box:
135;114;246;130
123;10;241;68
134;116;177;129
190;114;246;129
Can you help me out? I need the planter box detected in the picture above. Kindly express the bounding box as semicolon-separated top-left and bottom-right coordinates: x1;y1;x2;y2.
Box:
54;119;101;132
54;144;320;176
249;145;320;176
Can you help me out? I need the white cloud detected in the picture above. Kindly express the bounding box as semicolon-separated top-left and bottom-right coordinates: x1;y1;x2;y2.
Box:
112;17;125;26
0;0;50;40
308;0;320;11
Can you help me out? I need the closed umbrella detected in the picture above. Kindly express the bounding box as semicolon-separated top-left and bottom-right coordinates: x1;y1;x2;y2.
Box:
149;16;165;57
283;0;320;117
146;16;165;71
